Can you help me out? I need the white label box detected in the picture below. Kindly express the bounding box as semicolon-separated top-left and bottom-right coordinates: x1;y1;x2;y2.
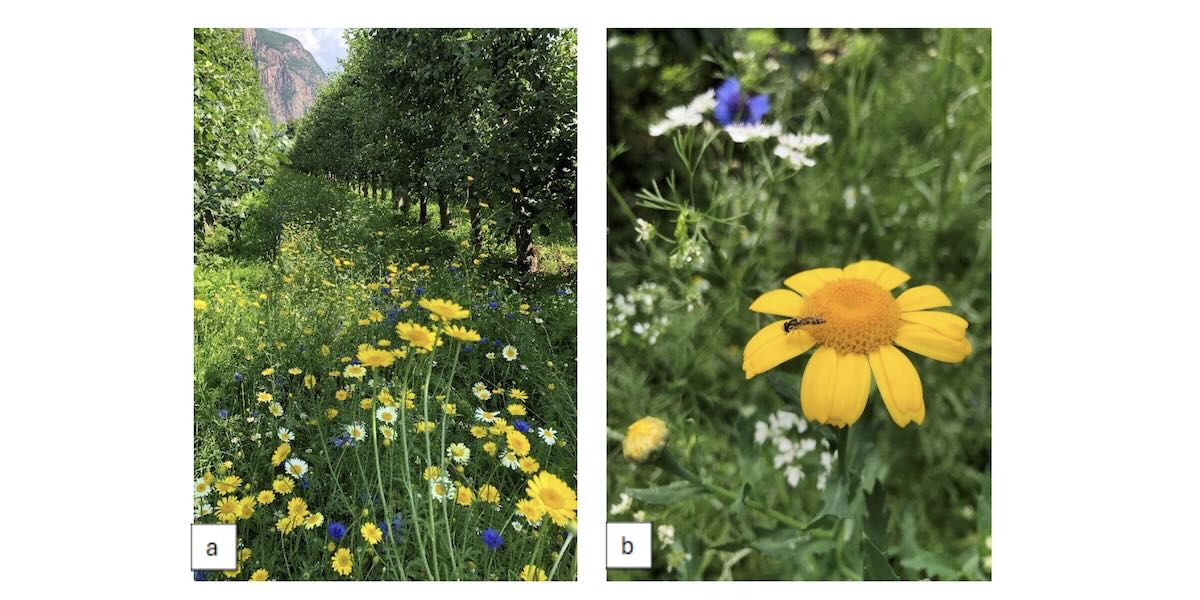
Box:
607;522;652;569
191;524;237;571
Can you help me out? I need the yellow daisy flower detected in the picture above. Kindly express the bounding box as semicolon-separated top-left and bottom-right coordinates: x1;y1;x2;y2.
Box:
332;547;353;576
743;260;971;427
419;298;470;321
443;324;482;342
519;564;547;581
525;471;577;526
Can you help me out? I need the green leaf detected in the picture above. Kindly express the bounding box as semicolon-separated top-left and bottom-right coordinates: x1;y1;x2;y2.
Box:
729;481;750;514
863;536;899;580
765;370;800;405
623;481;706;505
900;550;960;579
862;484;897;580
816;472;851;519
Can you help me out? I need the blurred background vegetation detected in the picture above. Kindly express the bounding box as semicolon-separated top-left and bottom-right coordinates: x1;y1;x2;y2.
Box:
607;28;990;580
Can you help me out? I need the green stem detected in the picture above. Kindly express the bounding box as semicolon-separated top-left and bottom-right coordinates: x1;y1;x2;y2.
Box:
546;531;575;581
396;362;433;579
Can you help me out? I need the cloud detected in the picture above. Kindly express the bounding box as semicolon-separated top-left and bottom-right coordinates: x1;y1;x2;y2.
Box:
268;28;348;74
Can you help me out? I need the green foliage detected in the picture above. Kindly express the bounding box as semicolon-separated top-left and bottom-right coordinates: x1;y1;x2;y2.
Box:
193;28;285;256
289;29;577;271
607;29;990;581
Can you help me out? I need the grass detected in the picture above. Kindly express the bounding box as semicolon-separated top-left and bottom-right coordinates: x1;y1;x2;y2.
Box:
607;28;991;581
193;170;578;581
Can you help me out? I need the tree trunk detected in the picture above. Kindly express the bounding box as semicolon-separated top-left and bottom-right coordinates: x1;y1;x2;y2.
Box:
470;201;482;250
392;184;402;212
419;195;428;225
514;221;535;272
438;194;450;230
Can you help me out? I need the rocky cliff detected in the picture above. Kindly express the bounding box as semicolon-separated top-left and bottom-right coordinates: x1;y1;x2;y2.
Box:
241;28;326;124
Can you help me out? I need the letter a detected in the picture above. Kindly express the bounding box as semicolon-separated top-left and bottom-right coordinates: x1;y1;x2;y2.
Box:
206;542;218;557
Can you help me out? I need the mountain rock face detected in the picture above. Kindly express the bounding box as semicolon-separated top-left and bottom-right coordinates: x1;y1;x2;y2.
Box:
241;28;326;124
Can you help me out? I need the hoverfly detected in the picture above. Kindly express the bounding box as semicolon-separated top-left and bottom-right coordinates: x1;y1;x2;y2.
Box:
782;316;825;333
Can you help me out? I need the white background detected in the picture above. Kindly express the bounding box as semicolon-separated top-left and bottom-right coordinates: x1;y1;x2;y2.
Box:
2;0;1198;596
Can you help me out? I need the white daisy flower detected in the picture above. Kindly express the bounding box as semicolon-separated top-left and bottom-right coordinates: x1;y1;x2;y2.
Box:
447;443;471;464
346;421;367;442
537;427;557;446
429;476;455;502
473;387;492;401
501;345;518;361
375;406;398;425
268;402;284;417
277;427;295;442
724;121;782;143
193;478;211;498
500;451;520;470
474;407;499;423
283;458;309;479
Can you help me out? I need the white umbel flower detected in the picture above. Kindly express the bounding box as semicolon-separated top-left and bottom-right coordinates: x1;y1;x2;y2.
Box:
649;90;717;136
724;121;782;143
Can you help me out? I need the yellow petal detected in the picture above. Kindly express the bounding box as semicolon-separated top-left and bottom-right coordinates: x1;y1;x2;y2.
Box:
843;260;910;290
869;345;925;427
896;284;952;312
894;323;971;363
800;347;871;427
783;267;843;297
743;320;816;379
749;289;805;318
901;311;968;339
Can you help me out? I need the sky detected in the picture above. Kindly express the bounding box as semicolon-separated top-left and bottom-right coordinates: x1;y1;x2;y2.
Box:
268;28;347;75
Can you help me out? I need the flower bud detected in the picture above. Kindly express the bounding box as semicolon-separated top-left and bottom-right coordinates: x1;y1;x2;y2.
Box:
623;416;669;463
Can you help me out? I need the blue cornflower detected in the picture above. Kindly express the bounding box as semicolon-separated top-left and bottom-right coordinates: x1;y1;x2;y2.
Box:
713;78;769;126
381;286;391;296
482;528;504;550
327;521;347;541
380;514;403;543
493;339;503;348
514;419;530;433
194;571;207;581
480;337;489;345
350;358;360;366
415;286;425;296
233;371;243;383
463;344;474;353
488;300;498;309
217;408;229;418
505;312;514;320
